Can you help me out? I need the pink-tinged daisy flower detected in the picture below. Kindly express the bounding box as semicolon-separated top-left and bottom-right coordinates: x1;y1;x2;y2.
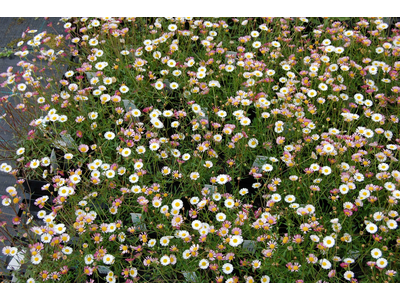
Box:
189;209;198;219
293;234;304;244
225;252;235;261
84;266;94;276
143;256;153;267
306;253;318;264
50;272;61;281
328;270;336;278
386;270;397;277
119;244;129;254
78;144;89;153
209;263;218;271
172;215;184;227
215;252;225;261
207;250;216;261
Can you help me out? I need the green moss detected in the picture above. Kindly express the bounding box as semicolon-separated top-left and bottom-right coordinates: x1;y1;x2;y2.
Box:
15;17;26;24
6;33;68;51
6;37;29;48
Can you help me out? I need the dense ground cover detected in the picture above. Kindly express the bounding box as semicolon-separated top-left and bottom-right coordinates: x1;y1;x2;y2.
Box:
0;17;399;283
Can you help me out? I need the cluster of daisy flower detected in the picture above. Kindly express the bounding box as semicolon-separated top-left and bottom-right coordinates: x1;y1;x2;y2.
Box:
1;17;399;283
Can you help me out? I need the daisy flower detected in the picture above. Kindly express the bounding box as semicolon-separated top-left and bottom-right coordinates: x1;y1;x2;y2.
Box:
222;263;234;274
376;258;388;269
190;172;200;180
160;255;171;266
252;260;261;269
204;161;213;168
16;147;25;155
262;164;273;172
229;235;243;247
104;132;115;140
171;199;183;210
366;223;378;234
119;85;129;93
344;271;354;281
192;220;202;230
199;259;209;269
182;250;191;260
320;259;332;269
323;236;335;248
261;275;270;283
31;254;42;265
155;81;164;90
248;138;258;148
387;220;397;229
284;195;296;203
216;174;228;185
216;213;226;222
320;166;332;175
